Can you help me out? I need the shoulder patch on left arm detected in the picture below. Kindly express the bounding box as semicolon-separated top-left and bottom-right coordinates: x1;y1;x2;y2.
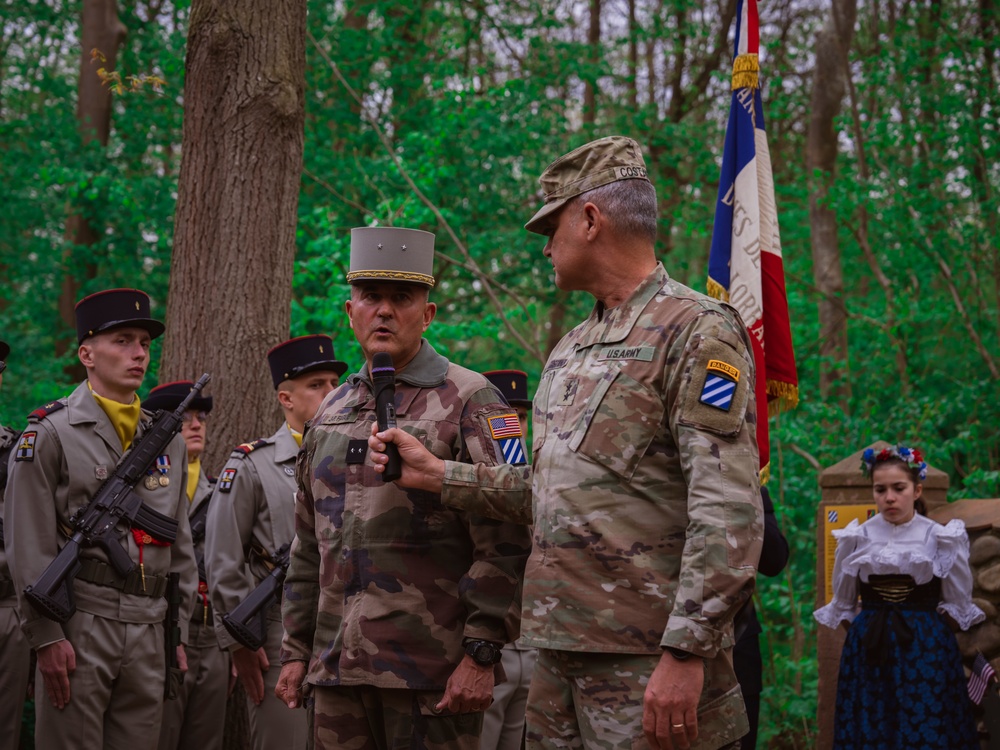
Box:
14;431;37;462
678;336;751;437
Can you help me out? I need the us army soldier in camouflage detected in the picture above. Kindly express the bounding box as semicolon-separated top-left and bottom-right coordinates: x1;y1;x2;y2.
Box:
370;137;763;750
275;227;532;750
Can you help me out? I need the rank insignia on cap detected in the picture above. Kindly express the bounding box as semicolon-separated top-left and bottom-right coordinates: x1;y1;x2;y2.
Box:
488;414;522;440
700;360;739;411
15;432;37;461
219;467;237;492
498;437;527;466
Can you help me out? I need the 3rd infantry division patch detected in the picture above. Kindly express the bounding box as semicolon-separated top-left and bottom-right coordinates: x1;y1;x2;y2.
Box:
699;359;740;411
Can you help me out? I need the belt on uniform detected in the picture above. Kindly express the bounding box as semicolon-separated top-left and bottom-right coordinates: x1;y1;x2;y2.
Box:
0;579;14;599
76;558;168;598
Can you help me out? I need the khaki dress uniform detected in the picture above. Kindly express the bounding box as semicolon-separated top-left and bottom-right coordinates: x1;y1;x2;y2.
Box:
0;423;31;750
158;467;229;750
205;424;309;750
4;381;198;749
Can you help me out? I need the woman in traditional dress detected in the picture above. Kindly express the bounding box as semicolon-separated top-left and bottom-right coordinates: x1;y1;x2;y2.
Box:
814;444;984;749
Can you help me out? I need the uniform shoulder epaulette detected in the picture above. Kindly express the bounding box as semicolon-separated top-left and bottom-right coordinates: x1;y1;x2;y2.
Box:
27;400;67;422
207;474;218;484
232;438;269;457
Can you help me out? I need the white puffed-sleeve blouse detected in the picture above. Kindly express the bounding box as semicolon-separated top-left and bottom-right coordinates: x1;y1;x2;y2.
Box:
814;513;985;631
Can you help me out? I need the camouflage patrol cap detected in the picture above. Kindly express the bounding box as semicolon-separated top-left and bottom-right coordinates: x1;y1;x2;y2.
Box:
525;136;651;235
348;227;435;288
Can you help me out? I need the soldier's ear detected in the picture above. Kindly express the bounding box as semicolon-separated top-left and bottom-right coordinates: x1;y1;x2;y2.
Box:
78;342;95;369
344;299;353;324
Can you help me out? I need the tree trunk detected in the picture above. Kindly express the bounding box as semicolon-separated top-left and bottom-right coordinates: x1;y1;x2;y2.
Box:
60;0;126;375
806;0;856;411
627;0;638;110
583;0;600;125
162;0;305;485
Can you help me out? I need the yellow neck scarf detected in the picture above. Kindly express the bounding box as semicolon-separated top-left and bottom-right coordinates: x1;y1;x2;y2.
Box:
287;423;303;448
89;382;141;451
187;457;201;502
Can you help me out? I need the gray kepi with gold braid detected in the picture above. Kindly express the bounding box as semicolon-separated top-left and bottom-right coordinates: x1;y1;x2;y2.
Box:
347;227;435;288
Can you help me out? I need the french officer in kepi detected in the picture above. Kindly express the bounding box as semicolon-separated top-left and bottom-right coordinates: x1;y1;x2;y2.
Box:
147;380;229;750
4;288;198;749
204;334;347;750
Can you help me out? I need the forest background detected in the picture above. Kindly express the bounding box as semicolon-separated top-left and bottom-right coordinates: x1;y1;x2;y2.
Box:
1;0;998;747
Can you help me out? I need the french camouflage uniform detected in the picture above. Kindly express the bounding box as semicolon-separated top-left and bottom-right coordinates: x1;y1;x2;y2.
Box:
0;421;31;750
158;467;228;750
205;423;309;750
3;381;198;749
281;340;533;750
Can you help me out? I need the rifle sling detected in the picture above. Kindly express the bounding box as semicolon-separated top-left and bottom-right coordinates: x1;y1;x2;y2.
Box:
249;538;281;572
77;558;168;598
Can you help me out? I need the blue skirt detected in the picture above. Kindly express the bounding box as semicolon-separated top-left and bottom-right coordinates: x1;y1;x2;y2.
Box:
833;606;978;750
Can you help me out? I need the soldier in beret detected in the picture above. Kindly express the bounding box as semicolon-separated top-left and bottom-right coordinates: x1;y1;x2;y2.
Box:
480;369;535;750
370;137;763;750
205;334;347;750
149;381;228;750
275;227;532;750
3;289;198;748
0;338;32;749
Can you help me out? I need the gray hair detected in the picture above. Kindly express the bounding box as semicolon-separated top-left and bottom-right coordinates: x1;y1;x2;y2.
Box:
570;179;658;244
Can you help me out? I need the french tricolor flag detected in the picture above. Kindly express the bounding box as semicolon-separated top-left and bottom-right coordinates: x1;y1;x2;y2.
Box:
708;0;798;482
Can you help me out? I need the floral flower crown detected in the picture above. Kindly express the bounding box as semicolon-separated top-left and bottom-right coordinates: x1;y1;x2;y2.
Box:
861;444;928;481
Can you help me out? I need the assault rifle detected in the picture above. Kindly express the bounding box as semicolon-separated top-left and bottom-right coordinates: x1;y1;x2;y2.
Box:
25;373;211;623
221;542;291;650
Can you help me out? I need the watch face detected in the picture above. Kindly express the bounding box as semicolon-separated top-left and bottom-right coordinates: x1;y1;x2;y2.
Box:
471;641;500;665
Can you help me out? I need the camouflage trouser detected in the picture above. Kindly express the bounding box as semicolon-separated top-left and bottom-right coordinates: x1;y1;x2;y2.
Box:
312;684;484;750
524;650;742;750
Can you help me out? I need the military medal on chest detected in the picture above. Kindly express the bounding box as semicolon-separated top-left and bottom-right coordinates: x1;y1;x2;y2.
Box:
144;473;159;491
156;454;171;487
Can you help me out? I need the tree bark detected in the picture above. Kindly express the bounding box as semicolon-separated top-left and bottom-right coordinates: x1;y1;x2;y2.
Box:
162;0;305;480
583;0;600;125
806;0;856;411
60;0;126;374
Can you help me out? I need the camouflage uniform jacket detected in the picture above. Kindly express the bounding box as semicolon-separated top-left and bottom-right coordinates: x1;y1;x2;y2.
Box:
442;264;763;744
280;340;532;691
205;423;298;650
1;424;20;606
3;381;197;647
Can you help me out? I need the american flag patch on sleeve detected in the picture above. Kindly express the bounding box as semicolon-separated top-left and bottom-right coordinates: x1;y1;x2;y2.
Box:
488;414;522;440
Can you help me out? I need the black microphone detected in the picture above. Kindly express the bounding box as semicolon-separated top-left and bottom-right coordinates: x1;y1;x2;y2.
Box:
371;352;402;481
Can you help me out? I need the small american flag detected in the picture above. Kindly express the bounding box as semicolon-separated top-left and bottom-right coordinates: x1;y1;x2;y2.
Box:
488;414;521;440
968;651;996;705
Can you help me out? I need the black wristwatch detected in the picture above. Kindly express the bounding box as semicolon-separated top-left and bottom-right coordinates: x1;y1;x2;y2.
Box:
665;646;693;661
464;639;503;667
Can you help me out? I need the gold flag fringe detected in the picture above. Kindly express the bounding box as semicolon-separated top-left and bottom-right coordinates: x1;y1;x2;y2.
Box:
759;462;771;485
732;54;759;91
767;379;799;417
706;277;729;301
